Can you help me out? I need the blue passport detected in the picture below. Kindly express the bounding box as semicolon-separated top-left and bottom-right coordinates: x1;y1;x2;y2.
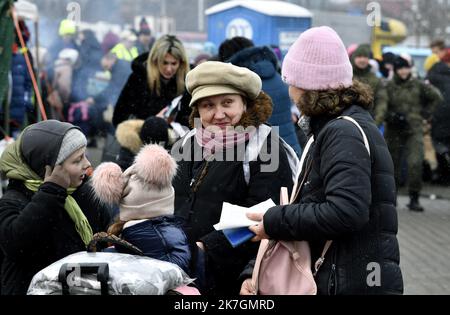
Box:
223;227;255;248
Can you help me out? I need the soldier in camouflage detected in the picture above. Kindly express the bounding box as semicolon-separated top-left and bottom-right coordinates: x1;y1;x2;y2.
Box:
385;56;443;212
352;44;389;126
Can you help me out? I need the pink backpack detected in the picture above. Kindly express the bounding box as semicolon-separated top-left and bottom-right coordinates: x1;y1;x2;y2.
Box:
253;238;318;295
251;116;370;295
251;187;330;295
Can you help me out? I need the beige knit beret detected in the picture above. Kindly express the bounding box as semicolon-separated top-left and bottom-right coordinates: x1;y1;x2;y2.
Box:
186;61;262;107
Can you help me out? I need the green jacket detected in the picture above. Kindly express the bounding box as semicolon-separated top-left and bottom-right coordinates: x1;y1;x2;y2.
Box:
386;74;443;132
353;66;388;125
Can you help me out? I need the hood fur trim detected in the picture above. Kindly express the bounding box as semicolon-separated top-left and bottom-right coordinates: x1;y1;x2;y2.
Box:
115;119;144;153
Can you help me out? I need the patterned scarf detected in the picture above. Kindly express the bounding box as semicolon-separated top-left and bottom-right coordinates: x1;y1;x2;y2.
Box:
195;127;255;159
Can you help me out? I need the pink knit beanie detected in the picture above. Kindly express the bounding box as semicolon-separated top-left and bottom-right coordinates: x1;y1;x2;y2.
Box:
282;26;353;91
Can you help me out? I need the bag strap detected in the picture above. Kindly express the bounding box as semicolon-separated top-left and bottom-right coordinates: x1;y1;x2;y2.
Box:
337;116;371;156
251;187;290;294
313;241;333;276
87;232;144;256
313;116;371;276
290;136;314;204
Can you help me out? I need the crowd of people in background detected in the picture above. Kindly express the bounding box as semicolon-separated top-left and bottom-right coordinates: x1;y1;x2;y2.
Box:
1;14;450;295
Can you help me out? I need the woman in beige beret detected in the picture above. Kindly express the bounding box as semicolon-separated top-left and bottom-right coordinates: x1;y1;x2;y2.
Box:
171;61;296;295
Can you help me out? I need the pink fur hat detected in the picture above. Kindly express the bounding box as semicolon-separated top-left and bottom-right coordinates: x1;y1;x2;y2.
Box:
92;144;177;221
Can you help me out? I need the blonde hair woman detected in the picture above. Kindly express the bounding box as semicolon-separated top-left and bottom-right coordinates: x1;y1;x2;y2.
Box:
113;35;192;128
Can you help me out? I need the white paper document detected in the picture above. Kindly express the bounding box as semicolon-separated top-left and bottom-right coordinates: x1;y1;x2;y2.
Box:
213;199;277;231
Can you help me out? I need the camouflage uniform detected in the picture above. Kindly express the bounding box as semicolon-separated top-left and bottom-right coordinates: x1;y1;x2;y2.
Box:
385;74;443;195
353;66;388;126
351;44;389;126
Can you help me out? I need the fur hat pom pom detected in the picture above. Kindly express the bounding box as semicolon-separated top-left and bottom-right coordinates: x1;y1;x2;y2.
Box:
134;144;177;188
92;162;125;205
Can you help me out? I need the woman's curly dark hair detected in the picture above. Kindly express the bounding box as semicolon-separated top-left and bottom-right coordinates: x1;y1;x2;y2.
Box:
296;80;374;117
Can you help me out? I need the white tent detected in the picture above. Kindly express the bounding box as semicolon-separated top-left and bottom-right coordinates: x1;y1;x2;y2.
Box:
206;0;313;18
14;0;39;22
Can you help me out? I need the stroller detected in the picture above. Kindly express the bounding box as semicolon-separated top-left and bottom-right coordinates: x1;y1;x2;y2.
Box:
27;233;196;295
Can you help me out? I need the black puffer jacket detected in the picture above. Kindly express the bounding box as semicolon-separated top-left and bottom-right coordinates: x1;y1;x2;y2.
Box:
427;61;450;141
0;121;112;295
0;180;111;295
172;93;294;295
263;105;403;295
112;52;191;128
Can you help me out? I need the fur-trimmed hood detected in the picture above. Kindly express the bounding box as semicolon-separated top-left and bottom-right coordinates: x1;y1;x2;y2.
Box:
115;119;145;154
189;91;273;128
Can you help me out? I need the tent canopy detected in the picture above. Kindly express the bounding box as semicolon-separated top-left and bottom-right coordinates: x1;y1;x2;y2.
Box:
14;0;39;22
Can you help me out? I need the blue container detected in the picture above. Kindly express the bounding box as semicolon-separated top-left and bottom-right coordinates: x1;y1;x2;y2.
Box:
206;0;312;55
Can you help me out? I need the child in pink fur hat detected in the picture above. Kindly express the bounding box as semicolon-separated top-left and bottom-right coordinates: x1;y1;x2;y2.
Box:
92;144;191;274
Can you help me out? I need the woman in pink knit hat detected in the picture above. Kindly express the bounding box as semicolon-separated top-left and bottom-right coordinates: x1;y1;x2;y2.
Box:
244;26;403;295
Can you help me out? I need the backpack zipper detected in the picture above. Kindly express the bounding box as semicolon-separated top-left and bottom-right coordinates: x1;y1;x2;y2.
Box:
328;264;337;295
327;248;338;295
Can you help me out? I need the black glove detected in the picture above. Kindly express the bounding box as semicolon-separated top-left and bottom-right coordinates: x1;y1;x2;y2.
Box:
387;112;410;130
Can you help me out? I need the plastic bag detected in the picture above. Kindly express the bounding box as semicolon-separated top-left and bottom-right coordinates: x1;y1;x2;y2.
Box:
27;252;193;295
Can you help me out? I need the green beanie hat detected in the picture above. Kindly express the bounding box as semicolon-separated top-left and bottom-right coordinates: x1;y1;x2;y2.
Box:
353;44;372;58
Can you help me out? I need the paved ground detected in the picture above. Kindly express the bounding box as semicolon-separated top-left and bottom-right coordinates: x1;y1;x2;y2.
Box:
397;194;450;295
87;138;450;295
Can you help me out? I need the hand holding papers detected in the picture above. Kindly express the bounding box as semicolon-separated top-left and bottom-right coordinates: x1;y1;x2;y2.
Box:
214;199;276;247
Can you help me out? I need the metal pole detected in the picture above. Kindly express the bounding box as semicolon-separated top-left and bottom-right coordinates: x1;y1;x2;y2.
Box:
35;21;41;122
161;0;166;17
198;0;204;32
160;0;167;34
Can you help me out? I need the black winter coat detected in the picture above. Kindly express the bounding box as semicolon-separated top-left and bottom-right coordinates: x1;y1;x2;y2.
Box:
263;105;403;295
427;62;450;141
173;93;294;295
112;52;191;128
0;180;111;295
